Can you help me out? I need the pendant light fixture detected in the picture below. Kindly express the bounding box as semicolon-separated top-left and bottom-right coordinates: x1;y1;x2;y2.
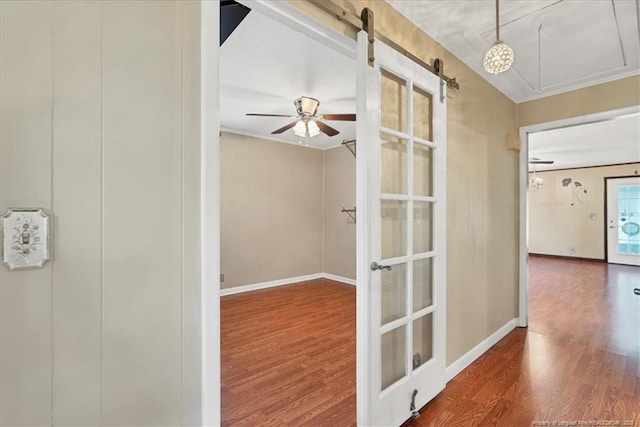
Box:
483;0;514;74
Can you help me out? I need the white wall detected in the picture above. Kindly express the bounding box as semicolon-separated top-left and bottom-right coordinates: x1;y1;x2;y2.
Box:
0;1;201;424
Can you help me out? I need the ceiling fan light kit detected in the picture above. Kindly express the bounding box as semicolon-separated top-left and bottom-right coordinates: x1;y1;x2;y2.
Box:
484;0;514;75
246;96;356;145
293;119;320;138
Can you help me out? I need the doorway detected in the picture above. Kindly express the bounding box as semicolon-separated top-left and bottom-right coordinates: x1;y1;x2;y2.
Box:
605;176;640;266
517;105;640;326
204;1;449;424
218;2;358;424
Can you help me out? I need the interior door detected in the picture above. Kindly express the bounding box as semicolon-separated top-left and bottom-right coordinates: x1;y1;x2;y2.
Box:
356;32;446;426
607;176;640;266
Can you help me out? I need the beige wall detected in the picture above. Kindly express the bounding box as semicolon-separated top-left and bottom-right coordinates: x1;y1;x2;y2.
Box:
323;146;356;280
221;135;357;288
529;164;640;259
290;0;519;365
517;75;640;127
0;1;201;424
220;132;324;288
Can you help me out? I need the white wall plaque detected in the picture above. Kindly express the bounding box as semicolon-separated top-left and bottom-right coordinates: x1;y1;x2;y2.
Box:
2;209;50;270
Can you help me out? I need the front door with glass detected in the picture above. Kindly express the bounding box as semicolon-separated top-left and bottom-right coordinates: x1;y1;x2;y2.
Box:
607;176;640;266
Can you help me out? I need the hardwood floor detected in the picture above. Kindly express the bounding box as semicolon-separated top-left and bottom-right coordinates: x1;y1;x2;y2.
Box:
410;256;640;426
221;257;640;426
221;279;356;426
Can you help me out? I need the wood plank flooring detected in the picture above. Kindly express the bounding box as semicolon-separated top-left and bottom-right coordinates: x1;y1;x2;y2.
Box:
221;279;356;426
221;257;640;426
410;256;640;426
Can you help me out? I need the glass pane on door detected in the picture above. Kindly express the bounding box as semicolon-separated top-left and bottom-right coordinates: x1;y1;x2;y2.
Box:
414;143;433;197
381;134;408;195
381;69;407;133
617;184;640;254
381;263;407;325
413;258;433;312
413;201;433;254
382;200;407;259
412;86;432;141
381;325;406;390
412;314;433;370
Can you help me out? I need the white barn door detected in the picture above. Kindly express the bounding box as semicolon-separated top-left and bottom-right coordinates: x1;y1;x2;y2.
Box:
356;32;447;426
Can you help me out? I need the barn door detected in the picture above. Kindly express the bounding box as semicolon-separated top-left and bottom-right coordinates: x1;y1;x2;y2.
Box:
356;31;447;426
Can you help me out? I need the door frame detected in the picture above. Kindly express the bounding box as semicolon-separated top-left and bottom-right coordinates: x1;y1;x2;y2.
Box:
517;104;640;327
604;175;640;264
200;1;356;423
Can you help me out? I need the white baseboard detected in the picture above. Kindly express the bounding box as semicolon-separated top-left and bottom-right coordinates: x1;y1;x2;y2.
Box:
445;318;518;382
322;273;356;286
220;273;323;296
219;272;356;296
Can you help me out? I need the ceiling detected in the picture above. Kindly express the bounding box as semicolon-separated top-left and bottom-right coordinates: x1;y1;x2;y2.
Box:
386;0;640;103
222;2;639;166
529;113;640;171
220;10;356;150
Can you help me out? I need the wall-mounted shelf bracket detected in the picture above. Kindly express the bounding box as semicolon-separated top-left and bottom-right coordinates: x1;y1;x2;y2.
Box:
341;207;356;222
342;139;356;158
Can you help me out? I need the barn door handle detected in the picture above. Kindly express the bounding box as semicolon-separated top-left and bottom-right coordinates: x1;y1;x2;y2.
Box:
370;262;392;271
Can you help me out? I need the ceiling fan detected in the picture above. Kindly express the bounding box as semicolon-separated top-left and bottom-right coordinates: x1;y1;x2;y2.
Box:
529;157;554;165
246;96;355;139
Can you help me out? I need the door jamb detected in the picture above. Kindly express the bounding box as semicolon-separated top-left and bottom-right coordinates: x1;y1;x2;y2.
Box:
517;105;640;328
201;0;356;423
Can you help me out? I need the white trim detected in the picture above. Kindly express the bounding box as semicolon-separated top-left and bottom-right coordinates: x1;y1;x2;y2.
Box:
220;273;356;296
322;273;357;286
220;273;322;296
445;318;517;382
517;104;640;328
355;31;372;427
201;1;220;425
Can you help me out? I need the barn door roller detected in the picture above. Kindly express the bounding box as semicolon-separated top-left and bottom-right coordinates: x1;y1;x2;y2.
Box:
308;1;460;91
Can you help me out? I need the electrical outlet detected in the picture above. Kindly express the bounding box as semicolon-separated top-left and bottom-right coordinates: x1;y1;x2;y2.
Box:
220;274;224;282
569;248;575;255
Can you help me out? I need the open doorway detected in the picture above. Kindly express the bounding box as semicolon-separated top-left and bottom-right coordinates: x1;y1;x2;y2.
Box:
518;106;640;325
219;4;357;424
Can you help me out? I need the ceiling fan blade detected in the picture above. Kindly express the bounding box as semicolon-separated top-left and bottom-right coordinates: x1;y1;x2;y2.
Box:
247;113;295;118
271;121;298;134
321;113;356;121
529;160;555;164
316;120;340;137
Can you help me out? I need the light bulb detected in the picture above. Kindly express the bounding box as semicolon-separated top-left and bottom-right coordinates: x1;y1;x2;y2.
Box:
307;121;320;137
292;120;306;137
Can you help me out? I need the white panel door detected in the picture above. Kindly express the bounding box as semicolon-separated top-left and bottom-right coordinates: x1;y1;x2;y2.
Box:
607;176;640;266
356;32;446;426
